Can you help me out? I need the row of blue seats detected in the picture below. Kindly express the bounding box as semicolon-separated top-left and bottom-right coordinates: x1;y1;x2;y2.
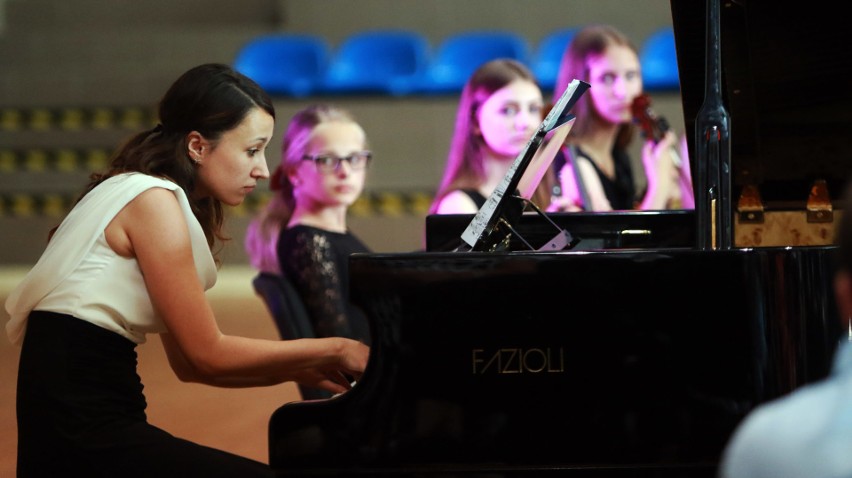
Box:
234;28;679;97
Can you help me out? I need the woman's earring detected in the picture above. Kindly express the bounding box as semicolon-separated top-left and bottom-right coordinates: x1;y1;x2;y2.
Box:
188;144;203;165
848;317;851;341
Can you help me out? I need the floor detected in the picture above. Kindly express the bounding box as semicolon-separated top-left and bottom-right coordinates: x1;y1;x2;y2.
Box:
0;266;303;477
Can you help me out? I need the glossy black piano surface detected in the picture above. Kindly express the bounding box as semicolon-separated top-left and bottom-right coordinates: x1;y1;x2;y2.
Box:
269;248;840;477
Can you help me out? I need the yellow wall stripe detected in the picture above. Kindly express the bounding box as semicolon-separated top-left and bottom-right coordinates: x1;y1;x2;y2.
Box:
0;148;114;172
0;107;157;131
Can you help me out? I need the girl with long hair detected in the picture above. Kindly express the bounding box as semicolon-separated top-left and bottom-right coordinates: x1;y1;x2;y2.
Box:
246;105;372;347
429;59;550;214
550;24;692;212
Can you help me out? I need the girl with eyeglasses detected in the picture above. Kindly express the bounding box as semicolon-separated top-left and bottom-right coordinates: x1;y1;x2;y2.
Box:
246;105;372;378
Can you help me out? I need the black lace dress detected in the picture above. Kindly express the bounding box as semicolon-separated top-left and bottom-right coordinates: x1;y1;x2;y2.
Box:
277;225;371;345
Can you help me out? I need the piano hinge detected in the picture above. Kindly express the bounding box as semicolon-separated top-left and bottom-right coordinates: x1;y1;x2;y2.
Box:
737;184;764;224
807;179;833;223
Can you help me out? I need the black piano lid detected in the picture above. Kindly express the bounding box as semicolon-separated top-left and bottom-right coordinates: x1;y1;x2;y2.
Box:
671;0;852;207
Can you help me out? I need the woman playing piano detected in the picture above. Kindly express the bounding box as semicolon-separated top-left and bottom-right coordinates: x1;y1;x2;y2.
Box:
429;59;550;214
245;105;372;346
6;64;369;477
549;24;692;212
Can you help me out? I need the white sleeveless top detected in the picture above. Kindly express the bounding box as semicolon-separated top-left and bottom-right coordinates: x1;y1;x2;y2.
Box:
5;173;217;345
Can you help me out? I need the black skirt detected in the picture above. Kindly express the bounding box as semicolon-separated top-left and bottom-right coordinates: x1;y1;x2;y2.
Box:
16;311;273;477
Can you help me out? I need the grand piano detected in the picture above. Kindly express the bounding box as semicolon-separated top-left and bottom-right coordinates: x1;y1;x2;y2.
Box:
268;1;848;476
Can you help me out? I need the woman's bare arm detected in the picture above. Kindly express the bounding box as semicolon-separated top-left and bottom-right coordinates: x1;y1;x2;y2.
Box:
112;188;368;392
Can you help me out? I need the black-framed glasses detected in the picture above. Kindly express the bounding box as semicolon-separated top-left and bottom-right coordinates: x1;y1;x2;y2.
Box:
302;151;372;173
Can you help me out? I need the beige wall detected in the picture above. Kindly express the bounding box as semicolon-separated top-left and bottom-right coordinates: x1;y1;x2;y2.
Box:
280;0;674;46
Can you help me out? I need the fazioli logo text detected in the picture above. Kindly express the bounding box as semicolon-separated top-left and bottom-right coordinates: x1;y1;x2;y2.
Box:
472;347;565;374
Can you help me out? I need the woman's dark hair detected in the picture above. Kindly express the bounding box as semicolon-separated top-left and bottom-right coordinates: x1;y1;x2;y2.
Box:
80;63;275;255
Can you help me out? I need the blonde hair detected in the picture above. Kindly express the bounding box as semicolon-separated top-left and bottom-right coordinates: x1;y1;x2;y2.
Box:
245;104;358;273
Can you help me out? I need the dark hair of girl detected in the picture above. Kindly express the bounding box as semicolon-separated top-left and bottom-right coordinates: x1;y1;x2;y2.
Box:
554;24;638;150
429;59;538;214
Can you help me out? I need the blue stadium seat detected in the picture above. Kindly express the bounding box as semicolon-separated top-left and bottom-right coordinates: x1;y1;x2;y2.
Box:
532;28;578;91
233;34;329;97
640;27;680;91
321;30;430;95
417;31;530;94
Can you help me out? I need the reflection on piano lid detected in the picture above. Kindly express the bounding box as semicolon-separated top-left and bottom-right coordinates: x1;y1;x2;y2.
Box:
426;210;695;252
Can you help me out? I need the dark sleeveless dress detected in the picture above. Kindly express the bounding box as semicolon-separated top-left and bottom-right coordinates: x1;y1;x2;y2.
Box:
552;146;636;210
460;189;488;209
